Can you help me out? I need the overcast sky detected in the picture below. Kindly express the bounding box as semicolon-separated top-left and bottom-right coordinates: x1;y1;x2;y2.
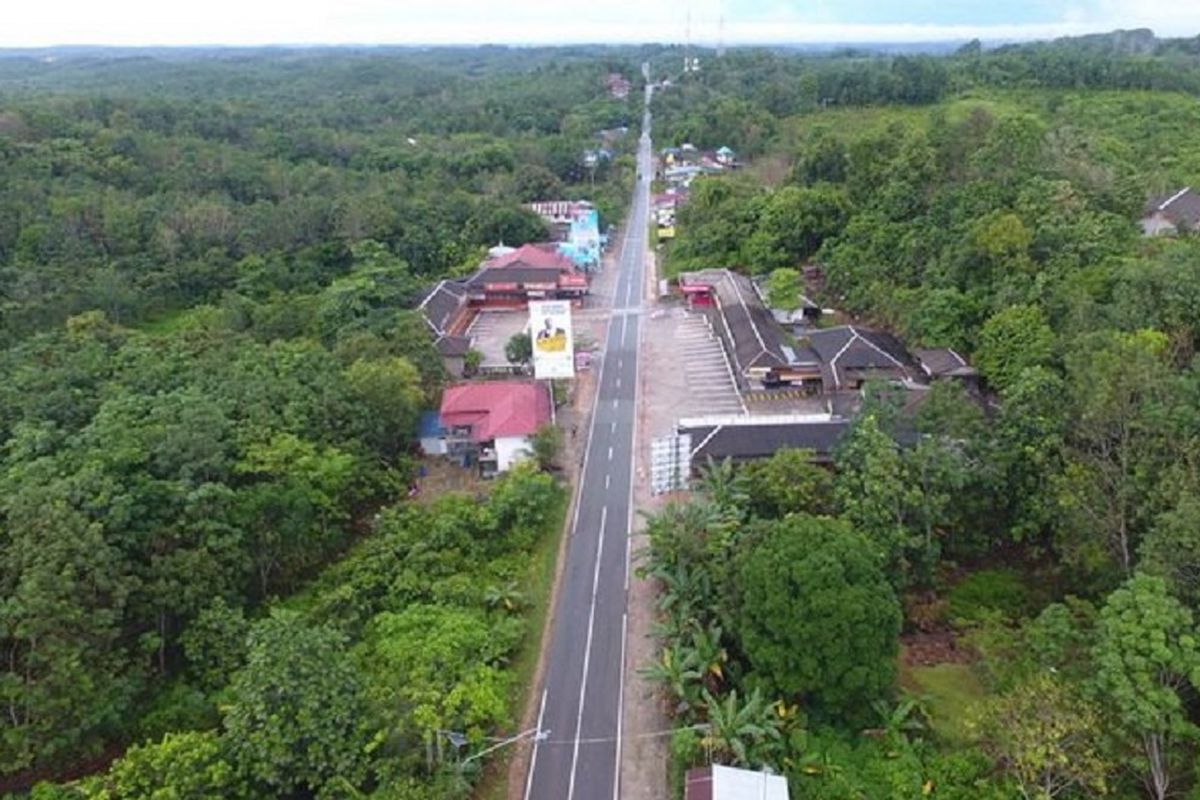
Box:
4;0;1200;47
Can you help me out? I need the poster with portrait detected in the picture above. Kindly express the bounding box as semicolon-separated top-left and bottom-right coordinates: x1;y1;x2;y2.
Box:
529;300;575;380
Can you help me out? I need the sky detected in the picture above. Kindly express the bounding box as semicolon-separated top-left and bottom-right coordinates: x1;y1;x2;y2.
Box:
4;0;1200;48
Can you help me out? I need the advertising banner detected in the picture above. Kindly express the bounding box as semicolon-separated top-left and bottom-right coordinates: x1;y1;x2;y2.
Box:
529;300;575;380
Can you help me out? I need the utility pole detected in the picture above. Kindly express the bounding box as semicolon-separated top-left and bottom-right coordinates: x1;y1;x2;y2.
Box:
717;0;726;59
684;5;692;75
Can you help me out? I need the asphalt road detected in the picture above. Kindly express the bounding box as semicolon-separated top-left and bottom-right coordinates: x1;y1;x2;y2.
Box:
524;82;653;800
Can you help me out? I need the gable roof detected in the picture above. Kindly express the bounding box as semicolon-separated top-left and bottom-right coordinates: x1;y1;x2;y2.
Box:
681;415;851;465
915;347;977;378
681;269;792;378
1144;187;1200;229
440;381;551;442
435;334;472;358
486;242;576;273
418;280;468;336
803;325;916;389
468;266;580;289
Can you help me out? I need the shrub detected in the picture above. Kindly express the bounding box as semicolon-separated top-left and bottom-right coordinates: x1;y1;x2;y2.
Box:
946;569;1030;625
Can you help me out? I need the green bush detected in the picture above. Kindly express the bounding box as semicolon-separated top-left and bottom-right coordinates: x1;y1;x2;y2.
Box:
946;569;1031;624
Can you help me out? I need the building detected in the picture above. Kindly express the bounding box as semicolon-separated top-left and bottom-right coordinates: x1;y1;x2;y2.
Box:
527;200;603;271
417;279;473;377
678;269;795;389
1141;187;1200;236
438;381;552;475
604;72;632;99
798;325;920;392
682;414;851;469
466;243;589;308
685;765;789;800
678;271;952;395
915;348;978;383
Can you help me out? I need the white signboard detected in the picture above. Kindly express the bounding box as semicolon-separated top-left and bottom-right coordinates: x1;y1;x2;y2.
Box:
529;300;575;380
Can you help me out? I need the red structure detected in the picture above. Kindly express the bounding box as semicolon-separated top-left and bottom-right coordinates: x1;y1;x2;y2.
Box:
466;243;589;308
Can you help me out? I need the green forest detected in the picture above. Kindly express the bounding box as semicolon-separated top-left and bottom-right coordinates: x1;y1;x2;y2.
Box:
650;31;1200;800
0;47;634;797
9;29;1200;800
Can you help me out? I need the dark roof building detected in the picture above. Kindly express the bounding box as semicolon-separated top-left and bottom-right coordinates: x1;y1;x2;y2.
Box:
1142;187;1200;235
418;279;469;337
679;269;793;384
800;325;919;391
681;414;852;466
435;334;473;358
915;347;977;379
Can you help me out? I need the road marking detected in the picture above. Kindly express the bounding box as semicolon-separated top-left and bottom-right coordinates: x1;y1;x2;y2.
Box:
615;377;621;389
614;612;628;800
618;359;623;369
611;422;616;434
605;474;611;489
523;688;548;800
608;446;613;461
566;506;607;800
613;399;619;409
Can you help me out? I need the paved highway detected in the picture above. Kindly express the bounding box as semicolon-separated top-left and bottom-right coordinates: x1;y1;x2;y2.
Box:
524;79;653;800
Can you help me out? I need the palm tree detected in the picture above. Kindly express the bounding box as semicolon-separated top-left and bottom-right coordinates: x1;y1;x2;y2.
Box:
640;644;704;715
868;694;932;745
482;580;525;612
699;688;783;769
696;457;749;514
688;624;728;695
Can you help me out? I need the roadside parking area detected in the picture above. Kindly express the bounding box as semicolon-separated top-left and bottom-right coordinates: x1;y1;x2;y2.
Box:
466;309;530;371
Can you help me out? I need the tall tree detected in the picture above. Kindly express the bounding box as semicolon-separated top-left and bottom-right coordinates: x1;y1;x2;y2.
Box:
1092;573;1200;800
737;514;900;721
222;610;374;796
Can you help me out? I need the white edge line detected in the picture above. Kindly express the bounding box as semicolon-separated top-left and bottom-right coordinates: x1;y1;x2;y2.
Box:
615;150;646;800
523;688;549;800
567;505;607;800
614;611;628;800
531;183;622;798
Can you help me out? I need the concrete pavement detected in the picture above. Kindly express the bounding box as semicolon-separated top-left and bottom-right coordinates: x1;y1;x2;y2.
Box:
523;78;654;800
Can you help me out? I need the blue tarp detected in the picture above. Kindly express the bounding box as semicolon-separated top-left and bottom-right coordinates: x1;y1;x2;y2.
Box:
418;410;444;438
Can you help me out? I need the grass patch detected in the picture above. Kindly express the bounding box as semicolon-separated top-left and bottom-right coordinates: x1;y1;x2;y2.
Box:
945;568;1033;625
474;488;569;800
134;305;230;336
901;662;987;746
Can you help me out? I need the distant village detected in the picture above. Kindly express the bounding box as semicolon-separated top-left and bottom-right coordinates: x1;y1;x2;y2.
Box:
410;66;1200;495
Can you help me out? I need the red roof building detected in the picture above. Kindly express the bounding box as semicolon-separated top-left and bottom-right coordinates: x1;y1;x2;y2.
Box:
439;381;553;473
466;242;589;308
488;242;577;273
441;380;551;442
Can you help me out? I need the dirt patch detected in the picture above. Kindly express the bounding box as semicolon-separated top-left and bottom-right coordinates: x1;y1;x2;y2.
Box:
902;630;975;667
412;456;490;503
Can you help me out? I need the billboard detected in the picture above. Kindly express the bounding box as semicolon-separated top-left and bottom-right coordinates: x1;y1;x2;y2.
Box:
529;300;575;380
